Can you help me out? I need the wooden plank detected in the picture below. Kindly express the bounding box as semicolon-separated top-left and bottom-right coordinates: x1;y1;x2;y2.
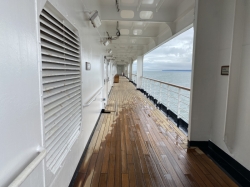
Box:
107;154;115;187
91;141;107;187
122;174;129;187
98;173;107;187
115;117;122;187
130;141;145;187
73;173;86;187
101;138;111;173
93;114;108;153
128;163;137;187
201;155;237;187
83;153;98;187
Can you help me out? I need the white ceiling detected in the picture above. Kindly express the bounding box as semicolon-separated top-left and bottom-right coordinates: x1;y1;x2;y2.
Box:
92;0;194;65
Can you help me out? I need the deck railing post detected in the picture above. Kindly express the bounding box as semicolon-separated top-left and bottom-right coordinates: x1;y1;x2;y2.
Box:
159;83;162;103
147;79;149;94
152;82;155;99
167;85;169;109
149;80;152;96
177;88;181;118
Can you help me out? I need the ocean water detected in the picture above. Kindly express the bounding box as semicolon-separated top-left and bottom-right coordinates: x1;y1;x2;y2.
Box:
143;71;191;88
134;71;192;123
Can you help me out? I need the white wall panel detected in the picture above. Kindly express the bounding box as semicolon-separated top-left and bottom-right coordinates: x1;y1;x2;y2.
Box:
191;0;250;171
0;0;43;186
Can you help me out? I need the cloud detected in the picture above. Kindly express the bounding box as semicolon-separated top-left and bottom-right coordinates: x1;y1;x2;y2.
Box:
134;28;194;71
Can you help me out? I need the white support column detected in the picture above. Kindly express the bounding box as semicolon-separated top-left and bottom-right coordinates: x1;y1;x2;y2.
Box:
137;56;143;89
125;64;129;77
129;61;133;80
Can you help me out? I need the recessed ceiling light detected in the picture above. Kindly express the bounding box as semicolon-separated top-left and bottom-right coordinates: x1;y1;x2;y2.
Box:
133;29;142;35
142;0;154;4
120;10;134;19
140;11;153;19
103;39;110;46
121;0;134;3
135;22;144;26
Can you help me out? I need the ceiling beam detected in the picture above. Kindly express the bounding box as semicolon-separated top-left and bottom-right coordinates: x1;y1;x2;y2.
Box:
137;0;143;11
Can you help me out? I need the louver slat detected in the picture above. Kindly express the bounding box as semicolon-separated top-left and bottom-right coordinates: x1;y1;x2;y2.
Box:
42;9;78;40
40;8;82;174
41;34;79;54
41;48;79;62
40;20;79;46
40;11;79;42
42;55;80;66
40;28;79;50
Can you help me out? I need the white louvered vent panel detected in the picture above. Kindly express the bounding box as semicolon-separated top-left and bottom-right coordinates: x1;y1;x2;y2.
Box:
40;8;81;174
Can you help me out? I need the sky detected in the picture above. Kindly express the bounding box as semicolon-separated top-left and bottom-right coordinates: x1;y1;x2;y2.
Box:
133;27;194;71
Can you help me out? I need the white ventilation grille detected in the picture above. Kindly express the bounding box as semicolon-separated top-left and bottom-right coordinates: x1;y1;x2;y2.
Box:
39;8;81;174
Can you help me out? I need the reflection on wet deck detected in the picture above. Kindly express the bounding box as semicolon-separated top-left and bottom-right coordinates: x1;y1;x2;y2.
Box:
72;77;237;187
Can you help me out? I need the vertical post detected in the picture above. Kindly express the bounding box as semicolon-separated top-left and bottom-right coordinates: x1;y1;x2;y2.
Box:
159;83;162;103
129;61;132;80
149;80;152;96
167;85;169;108
146;79;148;93
137;56;143;89
177;88;181;118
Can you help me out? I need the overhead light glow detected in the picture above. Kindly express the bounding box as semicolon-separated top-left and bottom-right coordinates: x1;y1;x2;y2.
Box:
120;10;134;18
103;39;110;46
133;29;142;35
140;11;153;19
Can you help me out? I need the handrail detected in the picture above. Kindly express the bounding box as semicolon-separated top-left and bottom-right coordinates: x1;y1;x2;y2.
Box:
142;76;190;91
8;149;47;187
83;87;103;107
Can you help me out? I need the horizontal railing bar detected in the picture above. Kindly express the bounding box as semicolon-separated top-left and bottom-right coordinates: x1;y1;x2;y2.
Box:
142;77;190;91
83;87;103;107
8;149;47;187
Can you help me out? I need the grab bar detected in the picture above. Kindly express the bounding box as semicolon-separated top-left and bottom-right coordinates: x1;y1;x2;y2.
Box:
83;87;103;107
8;149;47;187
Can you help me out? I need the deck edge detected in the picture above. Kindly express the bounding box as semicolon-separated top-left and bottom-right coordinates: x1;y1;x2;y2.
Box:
189;140;250;187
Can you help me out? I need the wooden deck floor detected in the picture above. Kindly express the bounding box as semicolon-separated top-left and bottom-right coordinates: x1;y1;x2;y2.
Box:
73;77;237;187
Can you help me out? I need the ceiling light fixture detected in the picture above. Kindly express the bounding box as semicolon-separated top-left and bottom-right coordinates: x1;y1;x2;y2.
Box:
103;39;110;46
89;10;101;28
103;22;120;47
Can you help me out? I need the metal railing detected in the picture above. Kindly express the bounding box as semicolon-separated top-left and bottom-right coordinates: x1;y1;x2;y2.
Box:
141;77;191;124
8;149;47;187
83;87;103;107
132;74;137;84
